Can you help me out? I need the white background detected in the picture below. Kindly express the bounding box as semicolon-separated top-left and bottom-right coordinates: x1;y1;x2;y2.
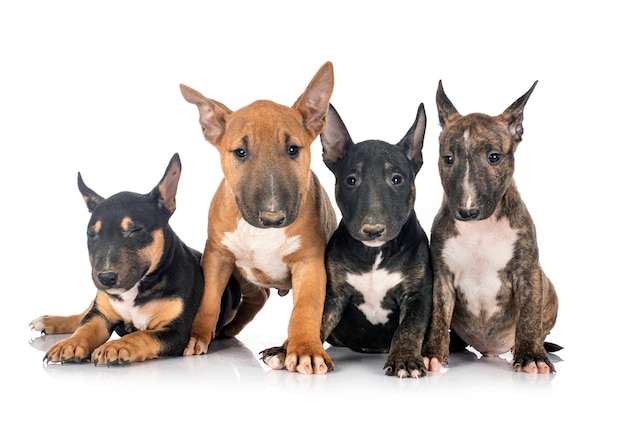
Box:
2;1;623;422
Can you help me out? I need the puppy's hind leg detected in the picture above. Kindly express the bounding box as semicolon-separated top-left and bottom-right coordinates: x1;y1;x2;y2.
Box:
219;279;270;338
30;302;93;335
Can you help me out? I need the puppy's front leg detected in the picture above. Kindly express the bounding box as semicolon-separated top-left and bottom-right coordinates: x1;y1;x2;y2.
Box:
385;290;431;378
284;258;333;374
422;270;455;372
185;242;235;356
512;266;555;374
44;313;112;363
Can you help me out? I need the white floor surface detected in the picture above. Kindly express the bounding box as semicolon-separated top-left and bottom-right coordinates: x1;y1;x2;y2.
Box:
13;294;615;424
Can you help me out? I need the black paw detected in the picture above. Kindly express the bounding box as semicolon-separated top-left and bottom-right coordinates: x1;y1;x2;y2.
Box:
259;345;286;368
512;352;555;374
384;355;427;378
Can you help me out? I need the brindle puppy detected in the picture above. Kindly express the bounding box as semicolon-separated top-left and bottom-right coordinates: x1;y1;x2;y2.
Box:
422;81;560;374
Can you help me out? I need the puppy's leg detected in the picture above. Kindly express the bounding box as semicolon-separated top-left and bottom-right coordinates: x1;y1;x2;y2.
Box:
44;313;112;363
220;279;270;338
90;296;190;364
512;267;558;374
384;284;432;378
91;330;166;365
283;258;333;374
422;270;455;372
185;244;235;355
260;274;346;371
30;302;93;335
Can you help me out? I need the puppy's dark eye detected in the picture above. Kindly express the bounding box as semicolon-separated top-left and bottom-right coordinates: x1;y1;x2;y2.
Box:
87;228;96;239
391;174;403;185
233;148;247;159
346;176;356;186
125;226;144;237
488;153;501;163
443;155;454;165
287;145;299;157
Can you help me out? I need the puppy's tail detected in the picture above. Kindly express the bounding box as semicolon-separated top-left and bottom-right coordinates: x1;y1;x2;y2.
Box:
544;342;563;352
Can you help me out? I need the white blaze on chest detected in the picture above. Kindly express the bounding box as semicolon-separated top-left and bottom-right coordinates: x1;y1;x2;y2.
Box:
346;252;403;325
109;283;150;330
221;218;301;285
443;215;517;318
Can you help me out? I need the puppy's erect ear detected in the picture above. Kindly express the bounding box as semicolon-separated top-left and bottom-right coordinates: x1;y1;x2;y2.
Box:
500;80;537;143
398;103;427;176
320;103;353;172
436;80;460;128
151;153;181;215
293;61;334;137
180;84;233;146
77;173;105;213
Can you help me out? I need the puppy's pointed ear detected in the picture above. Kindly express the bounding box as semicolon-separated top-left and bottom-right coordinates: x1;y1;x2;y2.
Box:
293;61;334;137
78;172;104;213
180;84;232;146
151;153;181;215
320;103;353;172
398;103;427;176
436;80;460;128
500;80;537;143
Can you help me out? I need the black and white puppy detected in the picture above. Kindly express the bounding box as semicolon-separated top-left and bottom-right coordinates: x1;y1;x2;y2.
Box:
319;103;433;378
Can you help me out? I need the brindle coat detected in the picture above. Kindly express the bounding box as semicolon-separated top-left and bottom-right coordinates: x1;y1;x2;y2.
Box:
422;81;560;374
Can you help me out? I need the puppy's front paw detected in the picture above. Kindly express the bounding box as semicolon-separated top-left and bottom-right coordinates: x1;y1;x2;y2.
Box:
284;341;333;375
44;338;91;364
423;356;444;372
512;351;555;374
422;339;449;372
384;353;428;378
262;342;333;374
92;339;151;366
183;335;210;356
260;345;286;370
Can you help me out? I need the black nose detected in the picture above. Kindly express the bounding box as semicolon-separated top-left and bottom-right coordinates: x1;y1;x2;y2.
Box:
362;224;385;238
258;211;286;227
98;272;118;287
458;209;480;219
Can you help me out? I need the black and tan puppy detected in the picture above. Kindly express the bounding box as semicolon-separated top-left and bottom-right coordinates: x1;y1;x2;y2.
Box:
422;81;560;374
30;154;241;365
319;103;433;378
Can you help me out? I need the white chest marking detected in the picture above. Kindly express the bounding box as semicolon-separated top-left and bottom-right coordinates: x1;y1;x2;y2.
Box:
443;215;517;318
109;283;150;330
222;218;301;286
346;252;403;325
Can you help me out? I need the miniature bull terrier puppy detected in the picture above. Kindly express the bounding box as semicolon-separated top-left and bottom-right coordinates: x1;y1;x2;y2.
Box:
422;81;560;374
